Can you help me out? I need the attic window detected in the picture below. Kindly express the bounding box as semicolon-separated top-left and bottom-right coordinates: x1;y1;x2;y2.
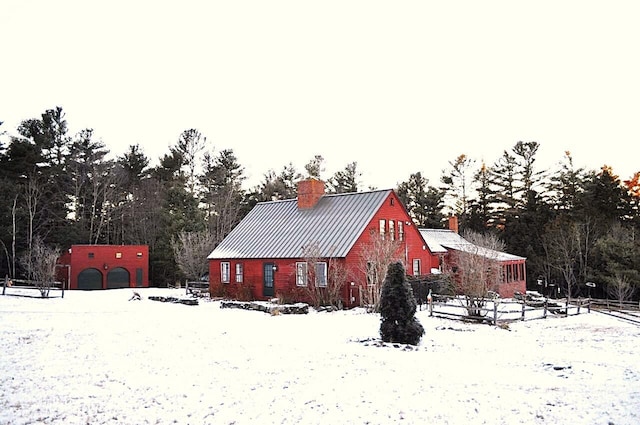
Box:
115;252;122;259
390;198;395;206
88;252;95;259
137;252;143;258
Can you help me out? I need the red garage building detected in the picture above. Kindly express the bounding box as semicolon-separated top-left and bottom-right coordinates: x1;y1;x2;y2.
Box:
57;245;149;290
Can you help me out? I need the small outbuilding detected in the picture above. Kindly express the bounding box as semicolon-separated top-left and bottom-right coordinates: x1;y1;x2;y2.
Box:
57;245;149;290
419;217;527;298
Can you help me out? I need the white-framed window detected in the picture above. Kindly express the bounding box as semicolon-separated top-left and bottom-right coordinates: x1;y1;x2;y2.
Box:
379;219;386;240
398;221;404;241
296;262;308;286
412;259;421;276
389;220;395;241
315;262;327;287
221;262;230;283
235;263;243;283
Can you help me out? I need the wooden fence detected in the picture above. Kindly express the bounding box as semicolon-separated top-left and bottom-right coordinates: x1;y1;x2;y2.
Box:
426;295;591;325
185;280;209;297
2;276;65;298
589;298;639;311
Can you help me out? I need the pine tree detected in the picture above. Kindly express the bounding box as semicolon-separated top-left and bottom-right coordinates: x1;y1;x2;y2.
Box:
379;262;424;345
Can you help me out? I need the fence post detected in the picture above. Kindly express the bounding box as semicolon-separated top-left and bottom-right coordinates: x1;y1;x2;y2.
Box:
566;298;569;317
2;275;6;295
521;301;525;321
543;298;547;319
493;302;498;326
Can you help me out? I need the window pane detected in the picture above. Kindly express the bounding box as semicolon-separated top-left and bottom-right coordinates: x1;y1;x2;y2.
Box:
412;259;420;276
221;262;230;283
315;262;327;287
235;263;243;283
296;262;307;286
389;220;395;241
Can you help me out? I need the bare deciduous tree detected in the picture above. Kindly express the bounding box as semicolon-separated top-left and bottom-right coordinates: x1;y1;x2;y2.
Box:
355;233;404;312
607;272;635;308
448;230;504;318
171;230;216;283
20;236;60;297
300;243;347;308
542;216;580;299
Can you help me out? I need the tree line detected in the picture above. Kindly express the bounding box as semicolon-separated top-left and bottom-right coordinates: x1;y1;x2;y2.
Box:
1;107;638;300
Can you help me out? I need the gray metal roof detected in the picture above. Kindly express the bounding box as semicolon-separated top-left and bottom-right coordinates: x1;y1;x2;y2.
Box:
419;228;525;261
208;190;393;259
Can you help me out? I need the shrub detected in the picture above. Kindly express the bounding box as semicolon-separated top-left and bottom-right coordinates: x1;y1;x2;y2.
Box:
379;262;424;345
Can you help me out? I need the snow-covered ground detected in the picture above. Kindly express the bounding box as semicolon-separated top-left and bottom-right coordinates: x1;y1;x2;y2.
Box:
1;288;638;425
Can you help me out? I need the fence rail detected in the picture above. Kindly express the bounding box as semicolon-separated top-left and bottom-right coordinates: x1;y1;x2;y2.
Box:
2;276;65;298
589;298;639;311
185;280;209;297
426;295;591;325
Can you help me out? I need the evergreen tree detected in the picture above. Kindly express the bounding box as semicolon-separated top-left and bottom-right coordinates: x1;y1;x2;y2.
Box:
545;151;585;212
379;261;424;346
466;161;495;232
200;148;246;245
327;161;361;194
304;154;325;179
441;154;476;223
578;166;632;226
254;163;302;201
396;172;444;228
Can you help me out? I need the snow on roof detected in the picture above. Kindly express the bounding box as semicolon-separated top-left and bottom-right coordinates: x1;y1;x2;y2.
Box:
419;228;525;261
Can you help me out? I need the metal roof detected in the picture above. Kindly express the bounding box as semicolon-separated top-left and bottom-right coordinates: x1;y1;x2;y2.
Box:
419;228;525;261
208;189;393;259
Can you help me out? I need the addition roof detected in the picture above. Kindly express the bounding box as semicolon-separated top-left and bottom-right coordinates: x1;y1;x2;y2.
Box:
419;228;525;262
208;189;393;260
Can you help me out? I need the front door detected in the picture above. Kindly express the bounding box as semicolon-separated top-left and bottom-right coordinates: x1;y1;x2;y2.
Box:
263;263;275;297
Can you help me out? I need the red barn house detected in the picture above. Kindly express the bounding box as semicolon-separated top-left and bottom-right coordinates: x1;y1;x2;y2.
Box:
207;179;437;308
57;245;149;290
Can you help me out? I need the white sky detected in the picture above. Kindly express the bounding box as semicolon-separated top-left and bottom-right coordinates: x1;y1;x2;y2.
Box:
2;1;639;190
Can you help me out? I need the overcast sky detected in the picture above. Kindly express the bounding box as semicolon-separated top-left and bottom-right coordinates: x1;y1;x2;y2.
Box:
2;1;639;190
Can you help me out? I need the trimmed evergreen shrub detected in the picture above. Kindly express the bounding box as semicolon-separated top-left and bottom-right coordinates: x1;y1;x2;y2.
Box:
379;261;425;345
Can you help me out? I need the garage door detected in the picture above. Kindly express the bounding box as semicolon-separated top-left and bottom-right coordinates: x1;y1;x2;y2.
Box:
77;268;103;290
107;267;130;289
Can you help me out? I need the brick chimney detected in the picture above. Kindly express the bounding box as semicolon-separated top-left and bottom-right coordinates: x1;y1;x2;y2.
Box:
448;215;459;233
297;178;325;209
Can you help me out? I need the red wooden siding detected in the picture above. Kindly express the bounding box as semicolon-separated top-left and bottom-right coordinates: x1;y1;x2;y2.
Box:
57;245;149;290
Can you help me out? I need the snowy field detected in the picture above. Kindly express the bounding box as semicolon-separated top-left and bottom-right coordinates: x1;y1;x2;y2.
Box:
1;288;638;425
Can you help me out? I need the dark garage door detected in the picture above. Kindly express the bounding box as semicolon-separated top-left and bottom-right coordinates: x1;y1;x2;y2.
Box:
77;268;103;290
107;267;130;289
